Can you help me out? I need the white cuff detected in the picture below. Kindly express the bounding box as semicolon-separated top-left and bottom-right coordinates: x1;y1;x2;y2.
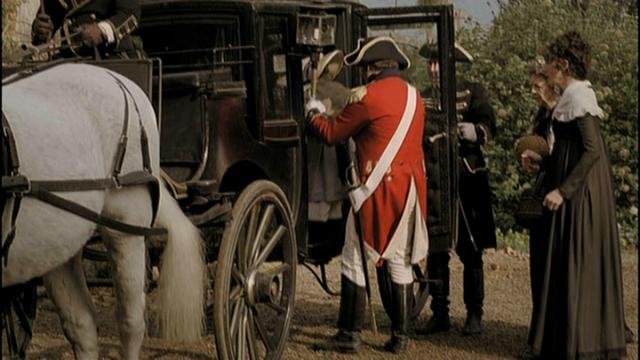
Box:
97;21;115;44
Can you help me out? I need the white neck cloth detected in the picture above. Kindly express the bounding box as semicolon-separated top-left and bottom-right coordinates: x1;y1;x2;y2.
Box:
552;80;604;122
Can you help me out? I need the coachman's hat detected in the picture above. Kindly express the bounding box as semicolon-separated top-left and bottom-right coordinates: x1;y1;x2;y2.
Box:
344;36;411;70
418;42;474;63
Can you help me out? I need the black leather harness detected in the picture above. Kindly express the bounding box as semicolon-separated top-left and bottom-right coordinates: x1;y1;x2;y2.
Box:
1;71;164;266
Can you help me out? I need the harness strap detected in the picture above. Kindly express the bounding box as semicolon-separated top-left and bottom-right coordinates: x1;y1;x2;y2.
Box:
29;186;165;236
2;112;23;266
2;113;20;173
1;170;164;238
1;196;22;266
107;72;153;173
2;171;157;193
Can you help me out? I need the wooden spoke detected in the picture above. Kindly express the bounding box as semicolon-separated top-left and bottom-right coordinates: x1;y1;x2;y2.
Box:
230;296;243;341
266;301;286;315
251;308;275;353
246;309;260;360
232;266;246;286
236;306;247;360
230;285;243;304
254;225;286;269
251;205;275;262
243;205;261;271
262;262;291;277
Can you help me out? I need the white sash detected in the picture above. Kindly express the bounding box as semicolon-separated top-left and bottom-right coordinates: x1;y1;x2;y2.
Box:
348;84;418;211
340;84;428;286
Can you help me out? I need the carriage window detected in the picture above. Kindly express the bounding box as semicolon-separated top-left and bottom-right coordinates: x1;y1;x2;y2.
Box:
262;16;291;120
140;17;245;80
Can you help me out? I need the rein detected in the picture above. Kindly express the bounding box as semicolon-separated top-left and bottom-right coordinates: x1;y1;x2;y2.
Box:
1;70;165;266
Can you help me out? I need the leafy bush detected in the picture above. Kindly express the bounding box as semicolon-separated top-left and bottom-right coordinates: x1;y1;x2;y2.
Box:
457;0;638;245
1;0;21;64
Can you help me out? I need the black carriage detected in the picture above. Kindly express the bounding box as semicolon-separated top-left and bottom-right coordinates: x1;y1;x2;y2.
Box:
1;2;460;359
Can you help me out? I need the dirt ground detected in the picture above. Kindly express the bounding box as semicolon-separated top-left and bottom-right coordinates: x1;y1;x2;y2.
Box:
20;246;638;359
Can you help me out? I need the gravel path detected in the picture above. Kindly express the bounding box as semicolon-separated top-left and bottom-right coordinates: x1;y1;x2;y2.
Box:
20;247;638;359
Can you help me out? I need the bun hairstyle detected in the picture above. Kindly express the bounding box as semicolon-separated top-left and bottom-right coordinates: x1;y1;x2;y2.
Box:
543;31;591;80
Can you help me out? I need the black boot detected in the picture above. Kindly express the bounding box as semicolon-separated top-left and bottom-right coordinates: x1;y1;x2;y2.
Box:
416;255;450;335
330;275;366;353
462;268;484;335
384;282;413;353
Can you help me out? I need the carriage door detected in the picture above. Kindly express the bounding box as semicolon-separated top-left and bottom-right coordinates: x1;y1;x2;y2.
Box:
361;5;459;252
259;15;304;146
257;13;306;244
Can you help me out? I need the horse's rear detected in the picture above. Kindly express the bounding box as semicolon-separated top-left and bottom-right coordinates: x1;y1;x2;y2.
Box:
2;63;205;359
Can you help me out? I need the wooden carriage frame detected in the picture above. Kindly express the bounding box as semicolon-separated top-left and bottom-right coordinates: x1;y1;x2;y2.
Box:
1;2;460;359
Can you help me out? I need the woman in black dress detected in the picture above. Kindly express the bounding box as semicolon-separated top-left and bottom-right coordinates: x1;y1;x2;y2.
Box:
529;31;627;359
517;59;560;356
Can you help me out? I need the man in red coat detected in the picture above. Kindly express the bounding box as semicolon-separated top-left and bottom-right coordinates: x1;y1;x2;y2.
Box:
306;37;428;354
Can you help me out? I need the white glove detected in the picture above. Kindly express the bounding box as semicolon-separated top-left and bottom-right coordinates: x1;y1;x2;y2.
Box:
305;97;327;118
457;122;478;142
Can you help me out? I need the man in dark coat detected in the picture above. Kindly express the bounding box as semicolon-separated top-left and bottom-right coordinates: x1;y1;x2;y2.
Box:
31;0;144;59
417;42;497;336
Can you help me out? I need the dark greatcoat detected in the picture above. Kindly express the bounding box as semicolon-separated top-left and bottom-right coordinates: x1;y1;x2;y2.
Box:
455;80;497;251
422;80;497;252
35;0;143;58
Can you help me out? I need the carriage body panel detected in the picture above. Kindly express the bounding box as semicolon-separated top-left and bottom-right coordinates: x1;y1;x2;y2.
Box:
137;0;367;260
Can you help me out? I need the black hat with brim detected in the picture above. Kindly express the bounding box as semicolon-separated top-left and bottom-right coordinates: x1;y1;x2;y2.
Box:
418;42;474;63
344;37;411;70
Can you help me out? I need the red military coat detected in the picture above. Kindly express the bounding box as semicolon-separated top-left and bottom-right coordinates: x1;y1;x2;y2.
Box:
309;73;427;257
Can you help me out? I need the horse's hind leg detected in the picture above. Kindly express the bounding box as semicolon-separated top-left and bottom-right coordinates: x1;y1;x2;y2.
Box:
100;189;151;360
101;230;146;360
43;252;99;359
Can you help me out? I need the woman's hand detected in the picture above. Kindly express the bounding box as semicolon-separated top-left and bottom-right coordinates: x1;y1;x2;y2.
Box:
520;149;543;174
543;189;564;211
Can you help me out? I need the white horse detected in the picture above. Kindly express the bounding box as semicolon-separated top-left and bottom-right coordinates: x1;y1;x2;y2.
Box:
1;63;206;359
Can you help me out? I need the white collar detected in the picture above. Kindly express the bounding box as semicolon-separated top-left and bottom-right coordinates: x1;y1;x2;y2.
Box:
552;80;604;122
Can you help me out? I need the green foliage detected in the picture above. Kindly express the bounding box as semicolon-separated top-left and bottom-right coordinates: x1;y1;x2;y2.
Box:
2;0;20;63
2;0;23;64
497;228;530;253
456;0;638;244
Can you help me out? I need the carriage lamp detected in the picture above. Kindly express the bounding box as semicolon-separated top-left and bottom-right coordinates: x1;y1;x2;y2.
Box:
296;13;337;48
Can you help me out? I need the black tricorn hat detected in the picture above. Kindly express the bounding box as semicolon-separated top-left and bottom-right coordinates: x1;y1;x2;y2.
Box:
418;42;474;63
344;36;411;70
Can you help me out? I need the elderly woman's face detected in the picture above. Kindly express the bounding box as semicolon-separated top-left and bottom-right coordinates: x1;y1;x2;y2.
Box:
530;74;558;109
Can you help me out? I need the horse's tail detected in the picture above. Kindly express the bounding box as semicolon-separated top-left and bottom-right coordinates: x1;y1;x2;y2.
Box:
155;183;206;341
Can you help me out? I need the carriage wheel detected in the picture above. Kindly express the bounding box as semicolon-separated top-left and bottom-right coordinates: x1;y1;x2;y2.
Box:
1;280;38;359
214;180;297;360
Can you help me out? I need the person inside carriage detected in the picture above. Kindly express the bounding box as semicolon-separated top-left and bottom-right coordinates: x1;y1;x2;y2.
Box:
31;0;145;59
305;36;428;354
303;49;352;261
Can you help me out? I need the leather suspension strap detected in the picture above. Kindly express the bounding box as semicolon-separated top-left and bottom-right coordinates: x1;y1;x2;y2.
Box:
1;113;23;265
